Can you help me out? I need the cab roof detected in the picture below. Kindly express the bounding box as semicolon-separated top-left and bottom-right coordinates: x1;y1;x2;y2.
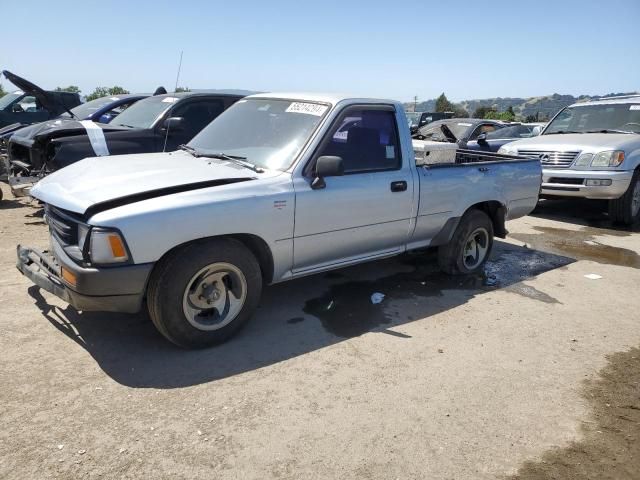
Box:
247;92;401;106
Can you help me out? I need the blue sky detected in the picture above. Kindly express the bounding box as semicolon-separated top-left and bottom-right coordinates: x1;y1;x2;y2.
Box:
1;0;638;102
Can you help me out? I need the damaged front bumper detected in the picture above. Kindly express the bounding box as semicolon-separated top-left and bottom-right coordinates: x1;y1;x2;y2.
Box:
8;174;39;197
16;240;153;314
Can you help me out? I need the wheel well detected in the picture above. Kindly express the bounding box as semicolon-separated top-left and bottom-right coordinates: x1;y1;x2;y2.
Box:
226;234;275;284
468;201;507;238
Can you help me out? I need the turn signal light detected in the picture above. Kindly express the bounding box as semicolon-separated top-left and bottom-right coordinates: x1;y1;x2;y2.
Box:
61;267;77;287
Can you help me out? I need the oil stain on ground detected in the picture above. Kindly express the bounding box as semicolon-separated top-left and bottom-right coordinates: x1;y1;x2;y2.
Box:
508;346;640;480
512;226;640;269
302;244;572;338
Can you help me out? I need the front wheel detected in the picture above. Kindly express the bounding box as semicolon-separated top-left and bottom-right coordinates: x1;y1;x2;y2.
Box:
147;238;262;349
608;169;640;225
438;209;494;275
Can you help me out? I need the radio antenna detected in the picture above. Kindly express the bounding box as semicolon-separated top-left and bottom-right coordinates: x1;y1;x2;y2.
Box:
174;50;183;92
163;50;184;152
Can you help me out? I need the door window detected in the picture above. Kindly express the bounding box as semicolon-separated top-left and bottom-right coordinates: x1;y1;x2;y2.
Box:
318;108;400;174
172;100;225;137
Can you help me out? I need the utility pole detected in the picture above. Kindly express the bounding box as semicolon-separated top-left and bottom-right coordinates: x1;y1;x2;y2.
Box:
413;95;418;112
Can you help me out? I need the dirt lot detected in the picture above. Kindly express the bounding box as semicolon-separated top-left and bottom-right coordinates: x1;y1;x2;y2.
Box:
1;183;639;480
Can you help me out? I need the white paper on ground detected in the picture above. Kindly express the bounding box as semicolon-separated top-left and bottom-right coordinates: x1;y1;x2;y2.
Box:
371;292;385;304
584;274;603;280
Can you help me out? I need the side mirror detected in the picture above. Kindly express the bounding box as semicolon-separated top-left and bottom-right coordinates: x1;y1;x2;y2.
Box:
163;116;185;131
311;155;344;189
98;113;114;124
477;133;488;144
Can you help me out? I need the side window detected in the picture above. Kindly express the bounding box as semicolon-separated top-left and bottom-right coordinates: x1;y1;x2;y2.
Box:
13;95;38;112
173;100;225;136
318;108;400;174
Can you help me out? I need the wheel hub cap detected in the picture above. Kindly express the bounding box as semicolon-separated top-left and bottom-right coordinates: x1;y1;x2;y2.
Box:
182;263;247;331
462;227;489;270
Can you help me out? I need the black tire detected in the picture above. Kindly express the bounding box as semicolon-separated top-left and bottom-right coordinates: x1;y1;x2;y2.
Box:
147;238;262;349
608;169;640;225
438;209;494;275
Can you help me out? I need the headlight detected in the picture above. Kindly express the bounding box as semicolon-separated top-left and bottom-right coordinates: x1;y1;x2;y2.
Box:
573;153;593;167
590;150;625;168
498;145;518;155
89;229;130;264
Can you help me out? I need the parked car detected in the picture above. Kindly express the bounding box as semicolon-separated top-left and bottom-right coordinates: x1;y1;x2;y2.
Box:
0;70;81;128
58;94;149;124
414;118;507;149
499;95;640;224
17;93;542;348
406;111;454;133
466;123;542;152
5;91;246;197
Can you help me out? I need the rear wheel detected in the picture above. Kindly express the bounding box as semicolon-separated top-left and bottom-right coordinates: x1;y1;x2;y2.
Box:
438;209;494;275
147;238;262;349
608;169;640;225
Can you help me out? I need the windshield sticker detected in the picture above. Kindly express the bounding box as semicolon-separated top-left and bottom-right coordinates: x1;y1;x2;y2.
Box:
286;102;328;116
162;97;179;103
630;105;640;110
457;122;472;127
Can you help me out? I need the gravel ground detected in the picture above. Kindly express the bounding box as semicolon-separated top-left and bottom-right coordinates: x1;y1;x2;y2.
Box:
0;183;638;479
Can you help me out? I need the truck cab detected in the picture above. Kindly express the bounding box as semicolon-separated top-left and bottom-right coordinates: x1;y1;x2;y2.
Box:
499;96;640;224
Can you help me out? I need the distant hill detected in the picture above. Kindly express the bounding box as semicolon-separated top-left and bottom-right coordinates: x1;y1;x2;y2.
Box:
407;92;639;120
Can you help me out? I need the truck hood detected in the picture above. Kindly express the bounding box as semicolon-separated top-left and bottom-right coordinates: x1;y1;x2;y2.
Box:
10;118;130;146
2;70;61;116
506;133;640;153
30;150;264;215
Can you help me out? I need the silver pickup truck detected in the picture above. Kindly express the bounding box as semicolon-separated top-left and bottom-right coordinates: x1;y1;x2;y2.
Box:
499;96;640;224
17;93;541;348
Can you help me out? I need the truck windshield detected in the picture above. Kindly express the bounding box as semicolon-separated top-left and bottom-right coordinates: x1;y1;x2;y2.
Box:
188;98;329;171
0;93;22;110
61;96;121;120
545;103;640;134
110;95;178;129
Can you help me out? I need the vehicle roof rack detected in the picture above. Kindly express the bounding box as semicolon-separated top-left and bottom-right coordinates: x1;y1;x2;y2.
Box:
595;94;640;101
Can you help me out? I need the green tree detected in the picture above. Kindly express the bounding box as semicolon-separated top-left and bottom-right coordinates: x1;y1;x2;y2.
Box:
175;87;190;93
85;86;130;101
472;106;492;119
0;83;6;98
55;86;81;94
435;93;454;113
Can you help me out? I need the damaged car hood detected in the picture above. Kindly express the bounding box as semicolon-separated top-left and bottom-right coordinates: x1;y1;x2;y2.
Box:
2;70;61;115
30;150;269;215
10;118;129;146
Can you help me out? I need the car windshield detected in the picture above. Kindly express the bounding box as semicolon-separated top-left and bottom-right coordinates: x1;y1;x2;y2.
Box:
406;112;421;127
110;95;178;129
0;93;22;110
545;103;640;134
485;124;534;139
61;96;121;119
188;98;329;171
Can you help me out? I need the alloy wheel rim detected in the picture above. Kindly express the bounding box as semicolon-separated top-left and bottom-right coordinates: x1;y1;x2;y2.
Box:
462;227;489;270
631;178;640;217
182;262;247;331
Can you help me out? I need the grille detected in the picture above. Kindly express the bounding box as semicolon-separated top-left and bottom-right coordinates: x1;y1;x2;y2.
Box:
45;205;81;246
517;149;580;168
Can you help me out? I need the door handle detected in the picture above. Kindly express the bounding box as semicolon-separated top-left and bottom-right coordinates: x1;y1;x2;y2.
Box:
390;180;407;192
478;167;490;173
